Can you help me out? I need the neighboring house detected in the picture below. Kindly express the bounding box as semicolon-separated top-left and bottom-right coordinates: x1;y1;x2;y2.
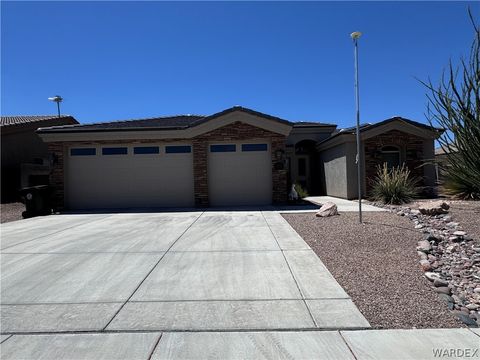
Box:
37;106;441;210
434;146;456;184
1;115;79;202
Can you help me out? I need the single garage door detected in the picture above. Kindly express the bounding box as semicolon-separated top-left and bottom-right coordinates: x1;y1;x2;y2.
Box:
66;144;194;209
208;141;272;206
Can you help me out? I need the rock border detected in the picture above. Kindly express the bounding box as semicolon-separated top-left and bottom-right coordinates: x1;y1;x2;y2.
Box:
368;200;479;327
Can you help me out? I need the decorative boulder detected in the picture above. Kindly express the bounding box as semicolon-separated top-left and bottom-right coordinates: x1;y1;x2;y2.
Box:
316;202;339;217
418;201;450;216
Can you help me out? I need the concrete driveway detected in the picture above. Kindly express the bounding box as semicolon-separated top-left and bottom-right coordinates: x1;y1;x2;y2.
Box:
1;210;370;358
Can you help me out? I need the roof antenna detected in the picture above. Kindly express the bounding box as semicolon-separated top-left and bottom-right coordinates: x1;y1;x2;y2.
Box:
48;95;63;117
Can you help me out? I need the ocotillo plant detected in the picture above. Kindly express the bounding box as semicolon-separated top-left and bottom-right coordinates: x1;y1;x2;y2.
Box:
420;9;480;199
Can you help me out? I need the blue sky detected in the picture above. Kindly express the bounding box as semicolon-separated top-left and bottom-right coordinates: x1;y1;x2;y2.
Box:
1;1;478;127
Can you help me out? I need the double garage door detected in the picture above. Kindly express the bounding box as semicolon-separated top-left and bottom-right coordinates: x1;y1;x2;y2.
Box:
66;141;272;209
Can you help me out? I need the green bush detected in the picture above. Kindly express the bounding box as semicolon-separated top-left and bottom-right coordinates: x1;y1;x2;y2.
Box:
294;183;309;199
371;163;420;205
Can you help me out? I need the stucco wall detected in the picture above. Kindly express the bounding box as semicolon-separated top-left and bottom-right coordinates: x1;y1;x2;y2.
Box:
423;139;436;188
319;143;349;198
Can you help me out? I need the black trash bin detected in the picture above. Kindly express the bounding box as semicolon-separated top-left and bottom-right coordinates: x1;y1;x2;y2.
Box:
19;185;52;218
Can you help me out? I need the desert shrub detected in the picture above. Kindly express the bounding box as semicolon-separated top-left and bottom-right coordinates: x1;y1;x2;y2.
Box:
294;183;309;199
371;163;420;205
421;11;480;199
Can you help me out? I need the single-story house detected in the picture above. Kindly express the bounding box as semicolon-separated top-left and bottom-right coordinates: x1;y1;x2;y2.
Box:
36;106;441;210
1;115;78;202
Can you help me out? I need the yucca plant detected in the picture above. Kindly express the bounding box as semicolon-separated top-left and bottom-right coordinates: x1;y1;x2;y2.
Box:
294;183;309;199
371;163;420;205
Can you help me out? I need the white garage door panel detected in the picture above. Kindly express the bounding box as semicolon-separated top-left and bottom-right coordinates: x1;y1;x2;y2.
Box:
208;142;272;206
66;146;194;209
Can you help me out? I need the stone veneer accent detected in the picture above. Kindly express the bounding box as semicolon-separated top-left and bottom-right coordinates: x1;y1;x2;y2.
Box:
48;121;288;210
363;130;425;194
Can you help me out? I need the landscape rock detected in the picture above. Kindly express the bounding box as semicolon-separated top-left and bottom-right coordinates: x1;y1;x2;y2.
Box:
466;303;479;310
433;278;449;288
373;199;479;323
417;240;431;253
418;201;450;216
417;251;428;260
455;312;478;327
420;259;431;271
435;286;452;295
425;272;441;281
315;202;339;217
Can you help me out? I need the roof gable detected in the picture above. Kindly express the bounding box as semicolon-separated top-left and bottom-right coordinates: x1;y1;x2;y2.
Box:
318;116;442;150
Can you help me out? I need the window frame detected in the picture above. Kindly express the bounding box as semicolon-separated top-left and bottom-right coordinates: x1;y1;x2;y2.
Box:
70;148;96;156
102;147;128;156
380;145;401;169
210;144;236;153
241;143;268;152
133;146;160;155
165;145;192;154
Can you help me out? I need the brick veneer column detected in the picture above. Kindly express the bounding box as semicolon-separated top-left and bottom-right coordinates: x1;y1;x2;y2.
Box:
192;139;209;207
47;142;65;210
271;136;288;203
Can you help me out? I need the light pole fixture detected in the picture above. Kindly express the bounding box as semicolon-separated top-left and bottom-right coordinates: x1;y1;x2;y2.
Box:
350;31;363;223
48;95;63;117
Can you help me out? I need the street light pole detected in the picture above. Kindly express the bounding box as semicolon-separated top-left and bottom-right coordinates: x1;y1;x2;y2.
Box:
351;31;363;223
48;95;63;117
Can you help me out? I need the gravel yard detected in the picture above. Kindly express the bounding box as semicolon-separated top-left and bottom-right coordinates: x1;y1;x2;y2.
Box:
442;201;480;241
1;202;25;223
283;211;464;329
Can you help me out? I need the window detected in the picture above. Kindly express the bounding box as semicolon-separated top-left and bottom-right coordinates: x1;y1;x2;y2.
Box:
165;145;191;154
210;144;236;152
380;145;401;168
102;147;128;155
242;144;268;152
134;146;159;155
298;158;306;176
70;148;96;156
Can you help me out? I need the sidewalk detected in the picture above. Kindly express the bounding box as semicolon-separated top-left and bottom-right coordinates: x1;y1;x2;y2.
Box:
1;328;479;359
305;196;386;212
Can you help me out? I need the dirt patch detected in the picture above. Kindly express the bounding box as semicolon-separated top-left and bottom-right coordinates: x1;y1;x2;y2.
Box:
282;211;464;329
1;203;25;223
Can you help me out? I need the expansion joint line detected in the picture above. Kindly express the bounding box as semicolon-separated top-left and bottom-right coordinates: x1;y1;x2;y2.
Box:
102;211;206;331
260;212;319;328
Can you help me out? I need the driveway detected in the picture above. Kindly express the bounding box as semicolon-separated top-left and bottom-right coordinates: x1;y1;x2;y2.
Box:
1;210;371;358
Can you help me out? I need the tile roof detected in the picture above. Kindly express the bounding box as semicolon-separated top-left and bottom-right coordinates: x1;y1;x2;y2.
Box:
1;115;78;127
40;115;207;132
292;121;337;127
37;106;293;133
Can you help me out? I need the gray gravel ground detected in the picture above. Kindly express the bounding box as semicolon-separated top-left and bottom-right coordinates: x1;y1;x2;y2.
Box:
445;201;480;240
283;211;464;329
1;202;25;223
